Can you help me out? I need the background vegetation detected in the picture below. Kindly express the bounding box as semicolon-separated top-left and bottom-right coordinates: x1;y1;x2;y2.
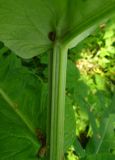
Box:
66;15;115;160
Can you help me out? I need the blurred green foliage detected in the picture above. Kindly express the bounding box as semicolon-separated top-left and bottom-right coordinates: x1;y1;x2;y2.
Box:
66;15;115;160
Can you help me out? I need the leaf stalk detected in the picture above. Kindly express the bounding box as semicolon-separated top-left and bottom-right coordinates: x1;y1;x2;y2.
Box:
47;42;68;160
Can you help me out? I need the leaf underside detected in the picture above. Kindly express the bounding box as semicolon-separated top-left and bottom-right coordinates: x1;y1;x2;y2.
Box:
0;0;114;58
0;53;48;160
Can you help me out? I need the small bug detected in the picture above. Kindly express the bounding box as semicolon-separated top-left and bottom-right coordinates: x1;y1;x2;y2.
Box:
48;31;56;41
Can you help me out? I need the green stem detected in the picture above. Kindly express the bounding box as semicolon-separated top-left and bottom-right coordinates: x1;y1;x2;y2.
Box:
47;42;68;160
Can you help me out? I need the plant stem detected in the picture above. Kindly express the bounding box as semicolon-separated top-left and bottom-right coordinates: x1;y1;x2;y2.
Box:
47;42;68;160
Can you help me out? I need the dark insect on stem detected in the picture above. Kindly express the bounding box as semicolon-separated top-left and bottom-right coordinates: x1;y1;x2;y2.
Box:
48;31;56;41
36;129;46;158
36;129;46;146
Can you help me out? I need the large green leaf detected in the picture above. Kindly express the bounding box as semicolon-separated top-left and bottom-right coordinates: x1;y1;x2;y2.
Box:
81;153;115;160
0;0;53;58
86;115;115;155
66;60;80;93
0;53;48;159
64;96;76;151
0;0;115;58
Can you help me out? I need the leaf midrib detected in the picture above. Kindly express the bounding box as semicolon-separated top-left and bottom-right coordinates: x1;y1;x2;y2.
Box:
62;1;115;46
